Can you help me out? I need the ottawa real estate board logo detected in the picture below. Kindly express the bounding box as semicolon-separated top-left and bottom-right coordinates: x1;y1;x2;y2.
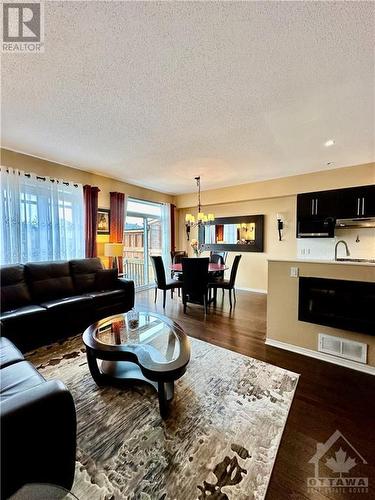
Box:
2;2;44;53
307;430;368;494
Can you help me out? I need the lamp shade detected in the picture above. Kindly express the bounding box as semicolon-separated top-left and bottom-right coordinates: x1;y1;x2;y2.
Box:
104;243;124;257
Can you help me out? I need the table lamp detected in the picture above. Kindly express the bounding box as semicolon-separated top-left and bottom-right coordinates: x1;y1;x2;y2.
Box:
104;243;124;270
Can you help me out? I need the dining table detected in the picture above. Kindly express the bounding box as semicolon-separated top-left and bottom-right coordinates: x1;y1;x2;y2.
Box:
170;263;227;273
170;262;227;306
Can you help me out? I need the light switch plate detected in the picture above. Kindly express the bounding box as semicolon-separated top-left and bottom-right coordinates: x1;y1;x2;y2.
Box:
290;266;299;278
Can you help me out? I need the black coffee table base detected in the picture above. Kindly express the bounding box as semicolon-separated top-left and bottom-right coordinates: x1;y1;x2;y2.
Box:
87;350;174;418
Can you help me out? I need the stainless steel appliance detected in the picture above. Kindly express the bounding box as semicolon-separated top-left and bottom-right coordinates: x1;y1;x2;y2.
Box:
297;218;335;238
336;217;375;228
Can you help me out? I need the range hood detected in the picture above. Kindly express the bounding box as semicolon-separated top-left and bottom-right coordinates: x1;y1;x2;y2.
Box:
336;217;375;228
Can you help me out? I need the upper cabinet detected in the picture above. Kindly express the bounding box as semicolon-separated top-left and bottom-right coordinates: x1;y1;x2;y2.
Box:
337;185;375;219
296;184;375;238
297;185;375;221
297;190;338;219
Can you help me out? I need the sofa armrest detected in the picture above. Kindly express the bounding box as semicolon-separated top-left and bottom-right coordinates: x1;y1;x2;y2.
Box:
116;277;134;289
115;278;135;310
116;278;135;293
1;379;77;498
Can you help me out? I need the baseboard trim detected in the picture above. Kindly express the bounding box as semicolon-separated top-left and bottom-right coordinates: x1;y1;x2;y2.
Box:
265;338;375;375
236;287;267;294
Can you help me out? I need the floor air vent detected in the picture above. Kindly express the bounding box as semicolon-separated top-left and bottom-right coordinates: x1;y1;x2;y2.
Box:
318;334;367;364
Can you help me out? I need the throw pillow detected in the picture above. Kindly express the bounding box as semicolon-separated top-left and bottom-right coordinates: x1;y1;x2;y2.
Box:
95;268;118;291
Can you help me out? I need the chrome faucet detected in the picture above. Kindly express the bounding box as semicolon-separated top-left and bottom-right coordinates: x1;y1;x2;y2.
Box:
334;240;350;261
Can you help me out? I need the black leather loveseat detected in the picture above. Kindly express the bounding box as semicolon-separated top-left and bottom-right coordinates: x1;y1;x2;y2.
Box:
0;258;135;352
0;336;77;498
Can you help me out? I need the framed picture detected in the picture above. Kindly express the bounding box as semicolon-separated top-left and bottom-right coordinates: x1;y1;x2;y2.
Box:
97;208;110;234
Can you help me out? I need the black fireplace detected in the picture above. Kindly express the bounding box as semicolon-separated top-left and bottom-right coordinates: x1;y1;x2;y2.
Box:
298;277;375;335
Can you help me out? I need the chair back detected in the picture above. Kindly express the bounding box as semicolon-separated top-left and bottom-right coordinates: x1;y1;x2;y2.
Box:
229;255;242;287
171;250;187;264
181;258;209;302
210;253;224;265
210;251;228;264
150;256;166;287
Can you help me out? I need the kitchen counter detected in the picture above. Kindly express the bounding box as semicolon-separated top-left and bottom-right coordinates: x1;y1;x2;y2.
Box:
268;258;375;267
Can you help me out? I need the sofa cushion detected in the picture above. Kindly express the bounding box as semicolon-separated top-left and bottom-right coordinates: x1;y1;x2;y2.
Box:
88;289;125;305
94;268;118;291
25;261;75;302
0;305;47;323
70;258;103;293
0;307;48;353
0;265;31;312
0;361;45;401
40;295;93;313
0;337;24;369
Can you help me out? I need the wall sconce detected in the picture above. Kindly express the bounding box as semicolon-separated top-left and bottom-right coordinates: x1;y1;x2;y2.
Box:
277;213;284;241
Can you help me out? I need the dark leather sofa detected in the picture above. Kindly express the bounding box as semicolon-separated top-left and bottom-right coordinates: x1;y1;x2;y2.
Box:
0;336;76;498
0;258;135;352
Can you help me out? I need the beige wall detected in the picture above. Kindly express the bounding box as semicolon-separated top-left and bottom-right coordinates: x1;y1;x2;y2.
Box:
1;148;175;262
267;260;375;367
178;196;296;291
176;162;375;208
175;163;375;290
1;149;174;207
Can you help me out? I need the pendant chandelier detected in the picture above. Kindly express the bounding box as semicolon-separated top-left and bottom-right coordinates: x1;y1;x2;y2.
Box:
185;176;214;240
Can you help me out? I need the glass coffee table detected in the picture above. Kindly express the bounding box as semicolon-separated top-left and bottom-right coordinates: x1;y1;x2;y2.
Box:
82;311;191;417
10;483;78;499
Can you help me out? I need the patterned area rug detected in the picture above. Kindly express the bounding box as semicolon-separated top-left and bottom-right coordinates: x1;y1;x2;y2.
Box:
27;334;299;500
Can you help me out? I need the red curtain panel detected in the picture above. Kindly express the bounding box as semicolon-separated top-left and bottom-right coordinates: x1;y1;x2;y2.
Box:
109;192;125;243
83;185;100;258
109;192;125;271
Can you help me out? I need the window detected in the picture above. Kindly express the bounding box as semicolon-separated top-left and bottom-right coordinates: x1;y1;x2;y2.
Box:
123;198;170;289
0;168;85;264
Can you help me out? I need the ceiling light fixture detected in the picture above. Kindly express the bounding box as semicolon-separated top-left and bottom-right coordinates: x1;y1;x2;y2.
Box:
324;139;335;147
185;176;214;240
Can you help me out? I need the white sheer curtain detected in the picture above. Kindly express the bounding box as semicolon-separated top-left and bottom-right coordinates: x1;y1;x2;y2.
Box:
161;203;171;269
0;167;85;265
205;225;216;244
223;224;237;243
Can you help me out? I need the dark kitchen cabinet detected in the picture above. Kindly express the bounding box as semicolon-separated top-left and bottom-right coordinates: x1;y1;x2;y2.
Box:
296;184;375;238
338;185;375;219
297;190;338;218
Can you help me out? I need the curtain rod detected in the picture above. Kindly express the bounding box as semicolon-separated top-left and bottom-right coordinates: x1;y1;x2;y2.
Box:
3;169;79;188
24;173;79;187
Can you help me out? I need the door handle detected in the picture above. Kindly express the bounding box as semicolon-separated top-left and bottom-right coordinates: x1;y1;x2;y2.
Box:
311;199;314;215
357;198;361;216
362;197;365;215
315;198;318;215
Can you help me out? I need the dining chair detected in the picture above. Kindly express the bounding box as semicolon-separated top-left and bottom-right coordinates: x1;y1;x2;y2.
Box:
171;250;188;263
150;256;182;309
181;258;209;315
209;253;225;280
170;250;187;280
209;255;242;308
210;251;228;264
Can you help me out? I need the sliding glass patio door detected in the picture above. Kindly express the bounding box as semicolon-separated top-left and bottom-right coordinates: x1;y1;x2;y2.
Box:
124;199;163;289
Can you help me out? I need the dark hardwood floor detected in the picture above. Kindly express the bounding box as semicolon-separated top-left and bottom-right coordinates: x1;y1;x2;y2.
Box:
136;288;375;500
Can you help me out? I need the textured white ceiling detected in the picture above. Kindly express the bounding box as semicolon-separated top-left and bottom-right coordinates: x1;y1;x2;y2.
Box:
2;1;374;194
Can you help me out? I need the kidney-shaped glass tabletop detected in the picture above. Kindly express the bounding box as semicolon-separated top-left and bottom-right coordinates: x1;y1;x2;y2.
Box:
83;311;190;378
